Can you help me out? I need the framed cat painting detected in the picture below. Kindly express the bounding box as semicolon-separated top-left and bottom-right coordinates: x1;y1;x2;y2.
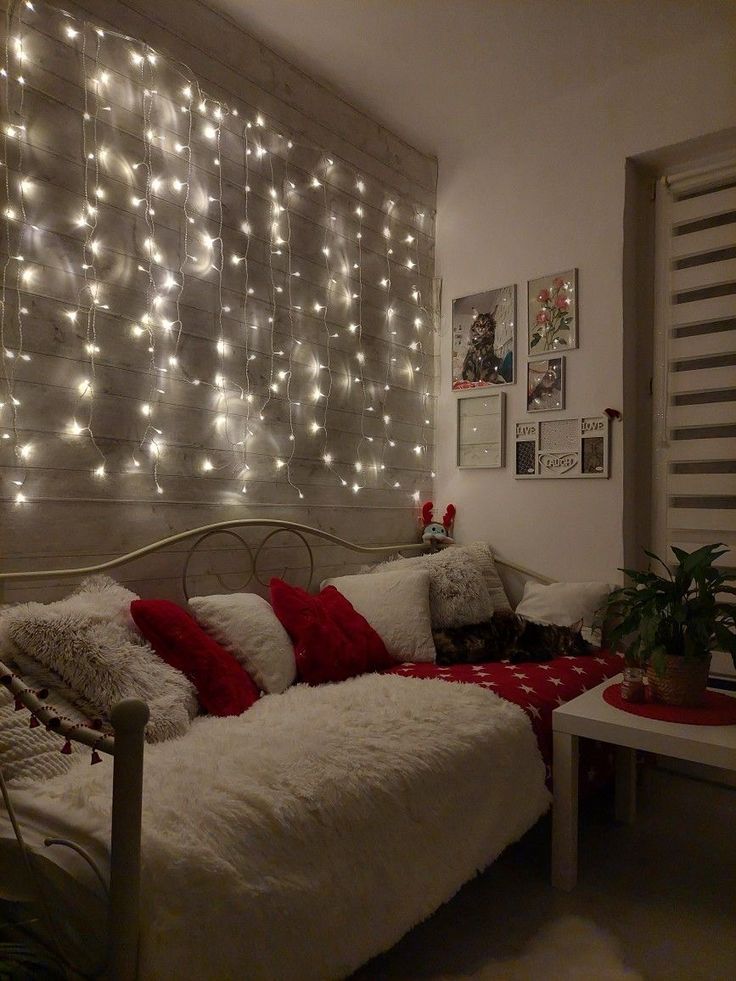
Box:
452;284;516;390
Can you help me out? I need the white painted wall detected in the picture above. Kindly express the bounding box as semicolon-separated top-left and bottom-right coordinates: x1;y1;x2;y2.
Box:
435;27;736;582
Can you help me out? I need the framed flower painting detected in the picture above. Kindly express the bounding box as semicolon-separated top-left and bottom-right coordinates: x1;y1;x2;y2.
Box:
452;284;516;390
527;269;577;355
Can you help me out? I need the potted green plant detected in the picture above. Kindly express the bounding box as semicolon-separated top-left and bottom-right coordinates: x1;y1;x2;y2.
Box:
604;543;736;706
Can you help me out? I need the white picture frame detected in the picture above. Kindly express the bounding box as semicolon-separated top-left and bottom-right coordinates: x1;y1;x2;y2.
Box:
452;285;516;389
457;391;505;468
527;356;566;412
527;268;578;356
514;415;609;479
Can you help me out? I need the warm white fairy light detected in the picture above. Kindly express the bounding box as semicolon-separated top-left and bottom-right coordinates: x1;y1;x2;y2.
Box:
1;14;32;498
409;211;433;467
0;0;434;507
235;124;254;488
278;147;305;500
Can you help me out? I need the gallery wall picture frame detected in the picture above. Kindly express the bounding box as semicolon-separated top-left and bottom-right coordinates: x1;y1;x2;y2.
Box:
527;356;566;412
527;268;578;356
514;415;609;479
452;284;516;390
457;391;505;468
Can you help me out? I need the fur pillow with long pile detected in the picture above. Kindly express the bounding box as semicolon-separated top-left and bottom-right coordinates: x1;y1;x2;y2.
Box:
0;577;197;743
365;543;509;628
270;579;393;685
323;567;436;662
189;593;296;694
131;600;260;716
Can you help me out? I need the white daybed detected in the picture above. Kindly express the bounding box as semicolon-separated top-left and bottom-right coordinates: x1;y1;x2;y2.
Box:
0;519;552;980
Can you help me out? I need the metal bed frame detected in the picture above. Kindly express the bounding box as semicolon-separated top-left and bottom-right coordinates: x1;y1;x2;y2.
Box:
0;519;552;980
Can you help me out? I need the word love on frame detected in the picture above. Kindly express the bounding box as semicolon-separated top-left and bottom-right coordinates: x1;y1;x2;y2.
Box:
514;416;609;479
528;269;578;355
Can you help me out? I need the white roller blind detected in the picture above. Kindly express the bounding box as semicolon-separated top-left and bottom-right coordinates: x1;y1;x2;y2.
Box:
652;163;736;679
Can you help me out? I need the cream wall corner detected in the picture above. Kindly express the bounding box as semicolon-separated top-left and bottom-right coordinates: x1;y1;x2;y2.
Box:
434;28;736;582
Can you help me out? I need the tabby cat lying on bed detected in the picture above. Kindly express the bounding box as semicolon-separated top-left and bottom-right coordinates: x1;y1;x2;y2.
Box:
433;610;593;666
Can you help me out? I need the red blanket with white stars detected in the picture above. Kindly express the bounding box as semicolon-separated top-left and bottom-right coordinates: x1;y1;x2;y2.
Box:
387;651;623;785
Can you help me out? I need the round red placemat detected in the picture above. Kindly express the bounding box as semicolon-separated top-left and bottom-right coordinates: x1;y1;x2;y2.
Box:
603;683;736;725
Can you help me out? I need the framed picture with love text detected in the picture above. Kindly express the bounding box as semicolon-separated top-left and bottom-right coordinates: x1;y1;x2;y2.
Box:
514;415;608;479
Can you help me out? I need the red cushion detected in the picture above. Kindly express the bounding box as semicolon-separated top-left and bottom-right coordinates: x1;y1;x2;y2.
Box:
270;579;393;685
130;599;259;716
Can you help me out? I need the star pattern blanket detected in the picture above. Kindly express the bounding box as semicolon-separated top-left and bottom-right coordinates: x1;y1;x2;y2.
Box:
388;651;623;784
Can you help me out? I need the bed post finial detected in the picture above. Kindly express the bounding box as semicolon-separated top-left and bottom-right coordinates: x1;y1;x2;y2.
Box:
109;698;149;981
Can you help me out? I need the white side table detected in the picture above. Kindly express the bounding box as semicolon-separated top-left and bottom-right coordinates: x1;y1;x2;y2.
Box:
551;673;736;890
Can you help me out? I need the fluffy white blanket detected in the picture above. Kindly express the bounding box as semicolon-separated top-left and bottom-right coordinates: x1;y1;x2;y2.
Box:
12;674;549;980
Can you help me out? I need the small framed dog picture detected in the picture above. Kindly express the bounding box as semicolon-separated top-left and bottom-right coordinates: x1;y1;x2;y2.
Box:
452;285;516;390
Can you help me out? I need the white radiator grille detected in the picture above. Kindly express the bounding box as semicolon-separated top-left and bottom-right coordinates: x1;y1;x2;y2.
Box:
653;164;736;678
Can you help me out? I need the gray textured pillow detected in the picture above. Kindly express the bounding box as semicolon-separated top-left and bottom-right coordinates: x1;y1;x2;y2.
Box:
366;544;506;629
457;543;512;612
0;577;197;743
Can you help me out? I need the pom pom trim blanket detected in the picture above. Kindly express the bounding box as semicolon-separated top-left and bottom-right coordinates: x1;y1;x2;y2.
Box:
8;673;549;980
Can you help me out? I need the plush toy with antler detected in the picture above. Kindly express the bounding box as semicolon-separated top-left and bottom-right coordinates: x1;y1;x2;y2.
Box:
420;501;456;548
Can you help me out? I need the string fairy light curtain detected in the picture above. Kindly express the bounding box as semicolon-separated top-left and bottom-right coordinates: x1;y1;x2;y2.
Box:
0;0;437;511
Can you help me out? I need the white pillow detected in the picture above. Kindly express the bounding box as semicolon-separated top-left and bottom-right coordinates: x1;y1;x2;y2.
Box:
189;593;296;694
365;547;493;630
367;542;511;617
515;581;612;644
323;567;436;663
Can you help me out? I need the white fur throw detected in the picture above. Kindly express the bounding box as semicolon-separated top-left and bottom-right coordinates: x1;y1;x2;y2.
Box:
189;593;295;694
0;578;197;743
324;566;436;661
367;542;510;625
15;673;548;980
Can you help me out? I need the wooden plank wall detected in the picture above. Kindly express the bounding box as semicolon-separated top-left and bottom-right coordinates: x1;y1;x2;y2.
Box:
0;0;438;601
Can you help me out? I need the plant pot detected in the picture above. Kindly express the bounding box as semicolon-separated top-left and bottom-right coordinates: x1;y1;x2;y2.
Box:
646;654;711;707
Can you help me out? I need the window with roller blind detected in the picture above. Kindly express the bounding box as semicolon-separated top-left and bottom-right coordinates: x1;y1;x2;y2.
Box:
652;160;736;680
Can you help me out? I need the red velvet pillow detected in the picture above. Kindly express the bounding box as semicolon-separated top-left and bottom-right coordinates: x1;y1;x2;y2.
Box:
270;579;393;686
130;599;259;716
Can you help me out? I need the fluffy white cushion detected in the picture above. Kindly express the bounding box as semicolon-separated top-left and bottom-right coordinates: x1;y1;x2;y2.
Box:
366;548;492;630
0;577;197;743
323;567;436;662
189;593;295;694
515;581;612;644
456;542;512;612
366;542;510;624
